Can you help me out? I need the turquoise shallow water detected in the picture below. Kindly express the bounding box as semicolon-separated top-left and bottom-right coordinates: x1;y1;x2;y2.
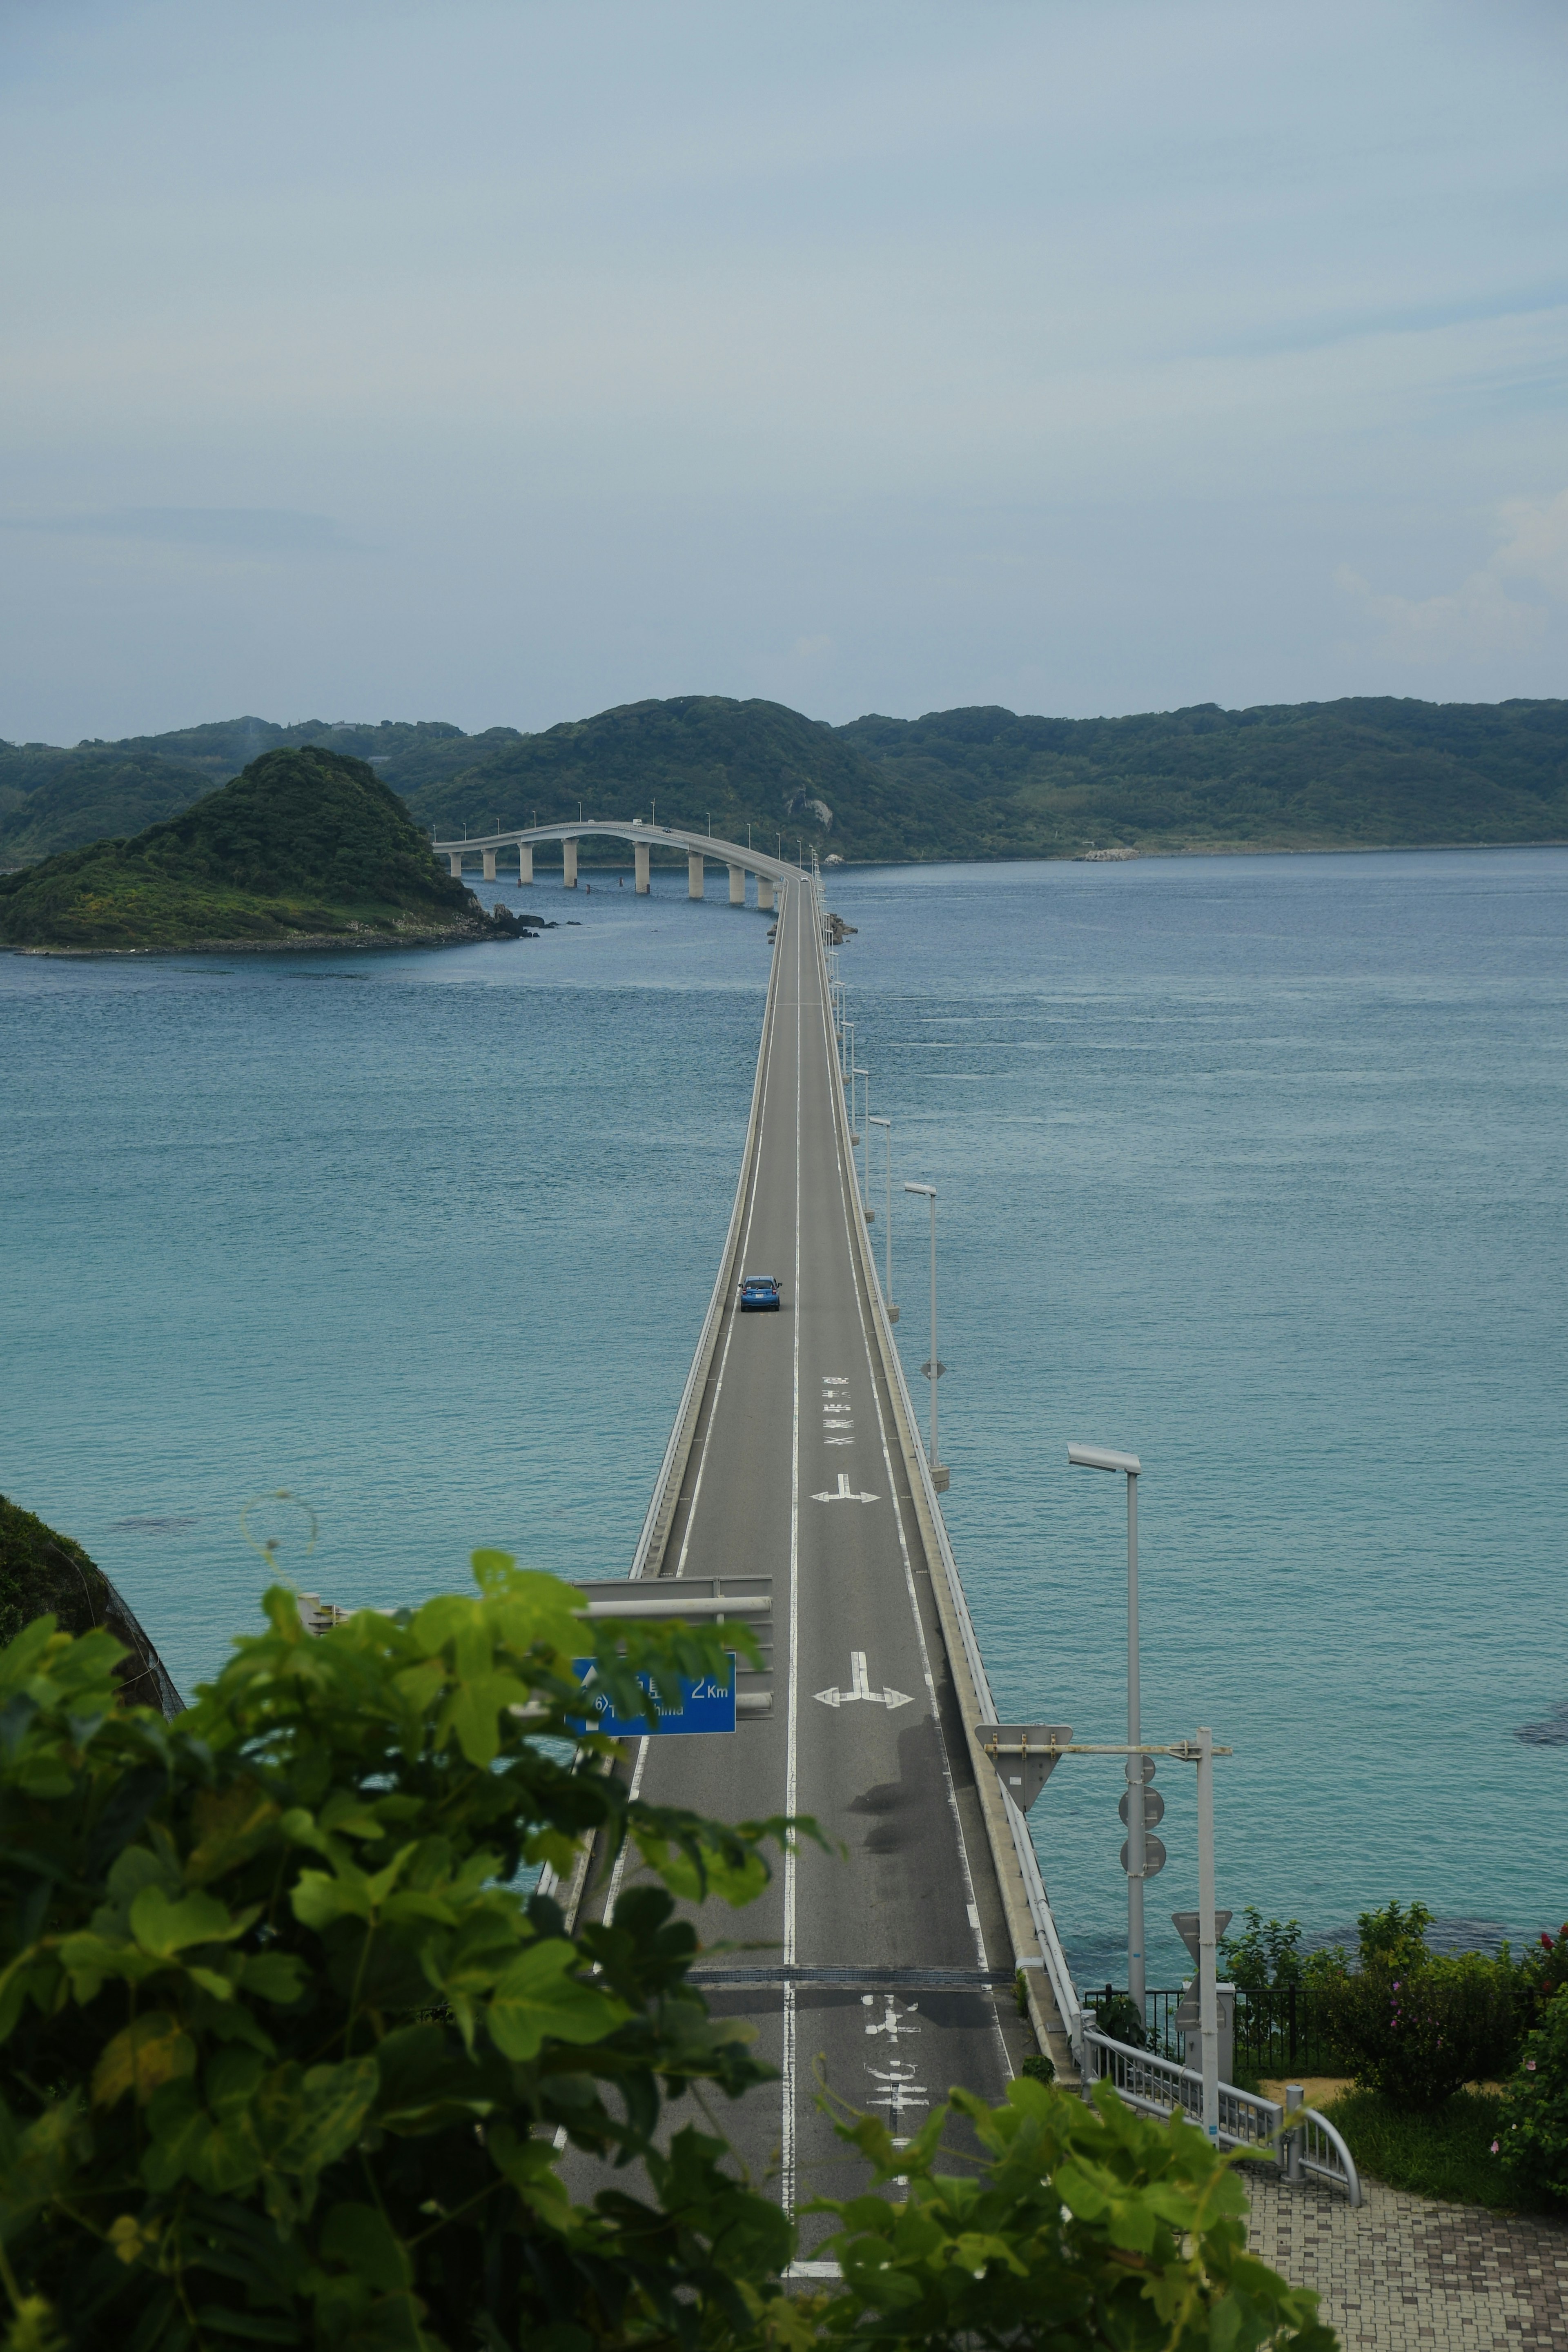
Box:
3;848;1565;1990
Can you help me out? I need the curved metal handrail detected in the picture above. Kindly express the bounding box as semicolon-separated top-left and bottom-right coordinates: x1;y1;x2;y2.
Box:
1291;2106;1363;2208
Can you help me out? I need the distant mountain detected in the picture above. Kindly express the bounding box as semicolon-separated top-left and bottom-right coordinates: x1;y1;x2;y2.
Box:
0;745;500;951
3;694;1566;870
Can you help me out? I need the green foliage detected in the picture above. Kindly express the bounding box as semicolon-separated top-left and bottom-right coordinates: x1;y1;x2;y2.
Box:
0;1496;107;1652
786;2078;1333;2352
1495;1990;1568;2209
0;747;477;949
1519;1923;1568;2031
1316;2088;1518;2211
0;1555;806;2347
1325;1909;1520;2110
9;693;1568;871
1220;1909;1305;1991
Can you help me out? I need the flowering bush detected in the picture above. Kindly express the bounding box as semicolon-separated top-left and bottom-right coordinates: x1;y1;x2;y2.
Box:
1327;1907;1520;2110
1495;1989;1568;2209
1521;1924;1568;2031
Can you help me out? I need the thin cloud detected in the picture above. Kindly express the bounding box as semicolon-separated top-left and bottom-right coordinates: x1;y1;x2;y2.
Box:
0;508;348;552
1337;490;1568;666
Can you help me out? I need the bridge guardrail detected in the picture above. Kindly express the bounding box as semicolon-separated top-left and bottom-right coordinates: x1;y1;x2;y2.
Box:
810;878;1085;2075
628;882;790;1583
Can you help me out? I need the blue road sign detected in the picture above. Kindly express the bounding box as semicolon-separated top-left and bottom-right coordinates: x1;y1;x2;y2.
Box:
567;1655;737;1737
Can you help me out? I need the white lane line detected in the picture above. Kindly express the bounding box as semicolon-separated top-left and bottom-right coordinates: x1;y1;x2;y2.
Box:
600;1734;650;1931
809;911;1012;2080
673;912;781;1579
782;883;802;2221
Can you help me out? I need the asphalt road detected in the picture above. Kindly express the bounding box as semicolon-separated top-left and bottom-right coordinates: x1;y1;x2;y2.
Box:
571;880;1029;2247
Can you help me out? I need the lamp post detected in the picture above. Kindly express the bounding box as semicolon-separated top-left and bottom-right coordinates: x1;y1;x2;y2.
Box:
1067;1443;1145;2011
903;1183;947;1490
869;1117;897;1319
853;1065;869;1213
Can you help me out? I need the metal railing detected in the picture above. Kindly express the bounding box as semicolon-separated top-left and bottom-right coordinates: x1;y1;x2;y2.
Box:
1085;1984;1344;2078
1283;2093;1363;2206
1232;1984;1344;2078
1082;2031;1363;2204
1082;2029;1281;2152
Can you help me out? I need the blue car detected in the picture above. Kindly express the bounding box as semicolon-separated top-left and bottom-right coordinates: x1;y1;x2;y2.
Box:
739;1274;782;1312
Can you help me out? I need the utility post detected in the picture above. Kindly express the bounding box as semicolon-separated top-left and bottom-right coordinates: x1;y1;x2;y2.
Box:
1068;1444;1148;2011
1196;1726;1219;2139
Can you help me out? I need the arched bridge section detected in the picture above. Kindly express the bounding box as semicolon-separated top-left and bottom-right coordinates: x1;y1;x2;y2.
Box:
430;819;795;909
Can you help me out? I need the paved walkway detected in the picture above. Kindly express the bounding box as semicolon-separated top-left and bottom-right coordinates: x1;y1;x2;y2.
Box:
1245;2170;1568;2349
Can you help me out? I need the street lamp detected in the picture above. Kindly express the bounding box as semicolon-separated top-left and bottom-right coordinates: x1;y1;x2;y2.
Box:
1068;1442;1147;2013
903;1183;947;1492
853;1065;869;1214
869;1117;897;1319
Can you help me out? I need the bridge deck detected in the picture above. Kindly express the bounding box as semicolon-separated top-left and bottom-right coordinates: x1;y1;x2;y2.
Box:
570;879;1031;2238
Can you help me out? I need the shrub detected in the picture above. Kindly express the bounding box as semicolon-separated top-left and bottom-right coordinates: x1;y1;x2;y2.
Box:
795;2077;1334;2352
1520;1924;1568;2032
1495;1990;1568;2209
1220;1907;1305;1990
0;1556;804;2349
0;1572;1338;2350
1332;1952;1519;2111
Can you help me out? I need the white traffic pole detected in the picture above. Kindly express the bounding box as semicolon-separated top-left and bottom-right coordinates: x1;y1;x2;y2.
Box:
1127;1469;1145;2011
928;1190;939;1471
1196;1724;1218;2142
856;1066;869;1209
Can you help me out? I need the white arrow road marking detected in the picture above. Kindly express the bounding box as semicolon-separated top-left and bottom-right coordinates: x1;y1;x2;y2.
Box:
814;1650;912;1709
811;1472;878;1503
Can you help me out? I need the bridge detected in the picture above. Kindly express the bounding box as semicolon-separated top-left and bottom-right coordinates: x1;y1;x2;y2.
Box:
549;869;1082;2246
430;819;792;907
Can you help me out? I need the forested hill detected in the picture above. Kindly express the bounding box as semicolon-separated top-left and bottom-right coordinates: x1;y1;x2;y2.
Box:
0;746;483;950
3;694;1566;869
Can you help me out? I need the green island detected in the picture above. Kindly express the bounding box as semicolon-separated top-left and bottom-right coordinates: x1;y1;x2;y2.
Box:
0;743;520;953
4;692;1567;873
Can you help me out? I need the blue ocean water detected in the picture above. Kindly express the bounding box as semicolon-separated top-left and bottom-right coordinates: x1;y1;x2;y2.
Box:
3;848;1565;1991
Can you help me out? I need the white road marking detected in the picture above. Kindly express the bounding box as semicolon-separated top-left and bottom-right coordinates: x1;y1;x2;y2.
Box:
866;2061;929;2128
599;1735;650;1932
672;906;782;1579
782;884;802;2222
810;910;1013;2083
863;1992;921;2040
814;1650;912;1709
811;1472;879;1503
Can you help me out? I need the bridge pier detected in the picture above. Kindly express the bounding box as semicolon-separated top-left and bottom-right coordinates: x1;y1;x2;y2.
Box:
728;862;746;905
688;851;704;899
518;843;532;884
447;851;464;879
482;849;497;882
757;874;775;912
635;841;650;894
563;839;578;889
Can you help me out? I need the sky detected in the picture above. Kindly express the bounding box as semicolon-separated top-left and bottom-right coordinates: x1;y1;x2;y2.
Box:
2;0;1566;744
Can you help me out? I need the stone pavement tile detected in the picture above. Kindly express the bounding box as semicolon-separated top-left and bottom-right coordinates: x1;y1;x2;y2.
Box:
1245;2168;1568;2350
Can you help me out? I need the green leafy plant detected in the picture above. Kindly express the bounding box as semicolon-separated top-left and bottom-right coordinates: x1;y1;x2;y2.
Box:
1325;1907;1519;2111
1494;1988;1568;2209
1220;1909;1305;1991
0;1554;808;2349
1520;1924;1568;2032
784;2076;1334;2352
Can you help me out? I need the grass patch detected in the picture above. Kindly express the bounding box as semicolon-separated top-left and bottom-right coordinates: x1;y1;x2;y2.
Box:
1320;2088;1559;2214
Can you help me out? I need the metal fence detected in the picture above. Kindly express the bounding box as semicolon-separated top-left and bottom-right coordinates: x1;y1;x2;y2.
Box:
1085;1984;1343;2078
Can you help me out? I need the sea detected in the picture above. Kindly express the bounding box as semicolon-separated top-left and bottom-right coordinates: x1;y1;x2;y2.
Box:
3;846;1564;1991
